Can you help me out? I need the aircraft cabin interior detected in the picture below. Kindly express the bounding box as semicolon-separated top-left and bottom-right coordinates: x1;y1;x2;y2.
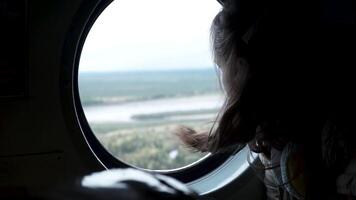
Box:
0;0;355;199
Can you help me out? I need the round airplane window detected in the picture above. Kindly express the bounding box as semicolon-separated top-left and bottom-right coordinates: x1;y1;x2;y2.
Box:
78;0;222;170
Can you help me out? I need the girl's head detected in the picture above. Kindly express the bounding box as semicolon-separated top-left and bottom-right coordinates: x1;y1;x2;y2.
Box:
208;0;299;152
177;0;286;154
177;0;355;156
178;1;355;198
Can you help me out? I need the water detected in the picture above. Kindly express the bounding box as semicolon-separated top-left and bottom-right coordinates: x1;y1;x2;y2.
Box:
79;69;223;126
83;94;222;123
78;68;223;170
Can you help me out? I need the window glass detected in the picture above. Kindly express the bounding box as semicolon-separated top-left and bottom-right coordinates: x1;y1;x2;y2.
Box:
78;0;222;170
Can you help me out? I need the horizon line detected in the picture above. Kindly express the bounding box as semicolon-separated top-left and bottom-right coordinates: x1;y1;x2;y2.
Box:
79;67;217;73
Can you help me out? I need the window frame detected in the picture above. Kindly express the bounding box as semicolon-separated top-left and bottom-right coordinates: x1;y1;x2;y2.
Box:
60;0;246;184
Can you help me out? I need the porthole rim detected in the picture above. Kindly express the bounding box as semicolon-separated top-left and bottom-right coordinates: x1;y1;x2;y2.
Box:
60;0;250;185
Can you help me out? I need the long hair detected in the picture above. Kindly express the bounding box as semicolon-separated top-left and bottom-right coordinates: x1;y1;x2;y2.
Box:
176;0;356;164
176;0;263;153
176;0;356;199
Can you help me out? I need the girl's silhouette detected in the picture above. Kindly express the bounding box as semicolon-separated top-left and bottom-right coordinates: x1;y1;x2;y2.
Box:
177;0;356;199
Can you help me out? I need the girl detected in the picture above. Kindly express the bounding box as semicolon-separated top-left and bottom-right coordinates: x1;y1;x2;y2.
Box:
177;0;356;199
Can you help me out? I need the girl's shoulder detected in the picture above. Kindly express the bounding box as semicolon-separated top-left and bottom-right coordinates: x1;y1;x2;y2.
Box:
336;152;356;197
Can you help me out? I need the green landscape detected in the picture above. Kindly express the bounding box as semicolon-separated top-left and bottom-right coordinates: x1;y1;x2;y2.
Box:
79;69;223;170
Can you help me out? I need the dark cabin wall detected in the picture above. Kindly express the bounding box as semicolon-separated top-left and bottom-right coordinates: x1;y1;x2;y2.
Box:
0;1;265;199
0;0;104;188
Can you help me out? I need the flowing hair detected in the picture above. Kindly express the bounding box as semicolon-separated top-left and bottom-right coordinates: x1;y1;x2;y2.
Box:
175;0;264;154
176;0;356;198
176;0;356;169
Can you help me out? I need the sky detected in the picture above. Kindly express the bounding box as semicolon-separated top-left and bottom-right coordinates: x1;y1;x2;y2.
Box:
79;0;221;72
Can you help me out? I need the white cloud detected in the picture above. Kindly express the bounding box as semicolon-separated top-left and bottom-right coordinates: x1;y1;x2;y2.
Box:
79;0;221;72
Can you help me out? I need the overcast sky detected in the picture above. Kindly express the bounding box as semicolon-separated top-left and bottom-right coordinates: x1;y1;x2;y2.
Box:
79;0;221;72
